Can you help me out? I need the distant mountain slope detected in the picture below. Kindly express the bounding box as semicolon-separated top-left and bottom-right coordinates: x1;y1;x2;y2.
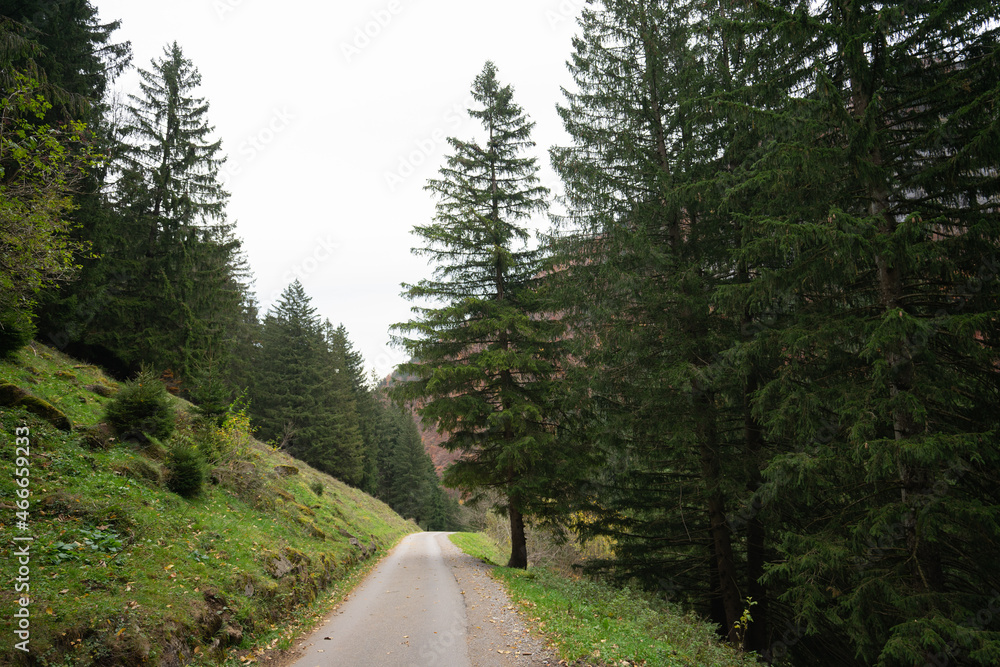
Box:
381;372;463;478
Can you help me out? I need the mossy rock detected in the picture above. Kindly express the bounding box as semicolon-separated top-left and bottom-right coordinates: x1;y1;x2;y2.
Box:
274;464;299;477
85;383;117;398
262;549;305;579
306;521;326;540
113;458;165;487
0;382;72;430
81;423;115;451
55;370;78;381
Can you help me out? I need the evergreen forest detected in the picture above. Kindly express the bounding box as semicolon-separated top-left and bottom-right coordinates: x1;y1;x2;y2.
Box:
0;3;460;532
3;1;999;665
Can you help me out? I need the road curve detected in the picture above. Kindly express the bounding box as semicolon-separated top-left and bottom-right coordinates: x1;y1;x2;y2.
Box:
290;532;471;667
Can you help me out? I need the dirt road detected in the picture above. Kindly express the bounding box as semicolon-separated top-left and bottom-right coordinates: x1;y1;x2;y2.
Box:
288;532;556;667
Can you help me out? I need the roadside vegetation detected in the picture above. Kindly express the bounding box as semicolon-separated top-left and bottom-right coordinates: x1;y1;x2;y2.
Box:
0;343;418;666
450;531;759;667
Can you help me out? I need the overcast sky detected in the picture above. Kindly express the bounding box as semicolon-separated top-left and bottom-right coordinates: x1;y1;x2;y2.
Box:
92;0;585;380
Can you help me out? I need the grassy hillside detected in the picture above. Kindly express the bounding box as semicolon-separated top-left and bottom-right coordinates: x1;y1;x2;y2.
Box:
0;343;418;666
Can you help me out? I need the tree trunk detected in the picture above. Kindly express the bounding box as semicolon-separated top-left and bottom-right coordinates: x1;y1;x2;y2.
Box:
744;406;769;653
696;386;742;644
742;338;768;653
507;502;528;569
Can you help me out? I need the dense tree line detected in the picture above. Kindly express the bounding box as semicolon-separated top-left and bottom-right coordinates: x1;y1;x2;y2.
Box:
252;281;461;529
548;1;999;664
0;2;459;530
395;3;999;666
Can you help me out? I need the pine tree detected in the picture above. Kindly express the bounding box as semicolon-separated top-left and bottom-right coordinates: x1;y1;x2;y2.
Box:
250;283;366;485
251;281;324;449
1;0;130;123
330;324;381;494
318;319;364;486
393;61;574;568
74;41;252;392
712;0;1000;663
546;0;769;644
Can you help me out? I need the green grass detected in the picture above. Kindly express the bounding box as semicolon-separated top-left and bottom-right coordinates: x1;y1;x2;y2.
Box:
0;343;419;666
450;533;759;667
449;530;506;566
0;343;119;427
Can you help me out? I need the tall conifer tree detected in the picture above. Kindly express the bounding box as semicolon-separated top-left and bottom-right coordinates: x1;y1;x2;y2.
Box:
393;61;575;568
547;0;765;643
81;41;252;389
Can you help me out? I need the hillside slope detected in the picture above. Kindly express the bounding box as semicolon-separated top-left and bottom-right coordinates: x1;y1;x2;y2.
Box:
0;343;418;666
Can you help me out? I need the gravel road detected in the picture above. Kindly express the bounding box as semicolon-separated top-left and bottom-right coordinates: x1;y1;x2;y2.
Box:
287;532;559;667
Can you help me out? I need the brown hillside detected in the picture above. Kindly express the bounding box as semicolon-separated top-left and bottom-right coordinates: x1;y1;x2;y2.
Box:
410;408;463;477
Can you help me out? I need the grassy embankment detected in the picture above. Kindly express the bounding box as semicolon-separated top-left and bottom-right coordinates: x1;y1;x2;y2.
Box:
449;532;759;667
0;342;418;666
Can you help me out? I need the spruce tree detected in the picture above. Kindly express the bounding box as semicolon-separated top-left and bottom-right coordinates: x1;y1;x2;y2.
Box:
80;41;252;391
713;0;1000;663
250;283;365;485
546;0;767;644
330;324;381;494
251;281;326;450
393;61;574;568
318;319;364;486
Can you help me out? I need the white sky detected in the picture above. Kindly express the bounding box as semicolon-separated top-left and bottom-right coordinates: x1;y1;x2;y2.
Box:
92;0;585;380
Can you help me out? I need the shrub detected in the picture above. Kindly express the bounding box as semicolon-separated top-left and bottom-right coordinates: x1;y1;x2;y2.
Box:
190;415;228;464
0;308;35;360
104;369;176;441
166;438;206;498
309;480;324;496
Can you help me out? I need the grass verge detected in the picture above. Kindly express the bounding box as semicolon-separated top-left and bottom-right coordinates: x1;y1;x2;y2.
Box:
450;532;758;667
448;531;505;566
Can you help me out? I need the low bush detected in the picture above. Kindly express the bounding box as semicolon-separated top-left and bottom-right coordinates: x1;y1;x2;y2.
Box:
104;369;176;441
166;437;206;498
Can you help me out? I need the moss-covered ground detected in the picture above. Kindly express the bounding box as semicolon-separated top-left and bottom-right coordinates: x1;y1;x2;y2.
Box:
0;343;418;666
